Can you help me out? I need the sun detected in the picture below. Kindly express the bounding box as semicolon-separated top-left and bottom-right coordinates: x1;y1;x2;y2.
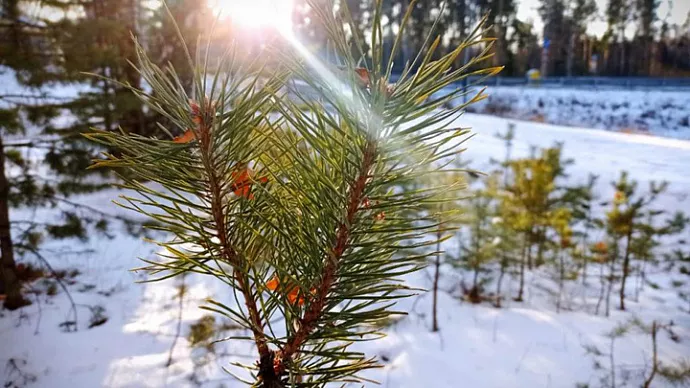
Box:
211;0;294;33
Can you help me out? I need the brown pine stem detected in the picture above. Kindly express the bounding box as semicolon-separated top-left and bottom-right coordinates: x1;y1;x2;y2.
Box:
495;253;507;308
273;141;376;377
605;255;615;317
527;228;534;270
557;248;565;313
195;106;269;359
515;235;527;302
619;228;633;311
536;227;545;267
595;258;606;315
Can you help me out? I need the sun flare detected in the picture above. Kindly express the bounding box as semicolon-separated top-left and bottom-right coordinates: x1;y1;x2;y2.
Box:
211;0;294;33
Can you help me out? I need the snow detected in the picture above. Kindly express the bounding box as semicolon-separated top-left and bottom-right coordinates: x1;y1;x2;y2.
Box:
2;113;690;387
460;86;690;140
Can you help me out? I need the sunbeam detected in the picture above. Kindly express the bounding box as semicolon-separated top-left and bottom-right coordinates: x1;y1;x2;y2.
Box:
280;30;385;139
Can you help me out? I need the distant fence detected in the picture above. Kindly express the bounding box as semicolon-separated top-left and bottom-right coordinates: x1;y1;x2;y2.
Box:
288;75;690;101
451;76;690;89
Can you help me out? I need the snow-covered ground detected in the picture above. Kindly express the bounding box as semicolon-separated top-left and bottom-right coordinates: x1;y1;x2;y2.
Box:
2;113;690;387
464;87;690;140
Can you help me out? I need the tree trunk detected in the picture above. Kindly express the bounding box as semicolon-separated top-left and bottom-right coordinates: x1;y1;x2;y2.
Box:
557;250;565;312
527;232;533;270
619;29;626;75
637;257;648;299
495;258;506;308
101;67;113;132
493;0;505;68
431;229;441;332
566;31;575;77
516;236;527;301
536;228;545;267
581;210;592;285
0;136;30;310
400;0;410;66
470;266;480;303
605;258;615;317
595;260;605;315
609;336;616;388
619;230;633;310
116;0;145;134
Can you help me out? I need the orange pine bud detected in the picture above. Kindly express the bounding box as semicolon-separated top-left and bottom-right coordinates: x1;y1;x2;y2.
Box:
287;286;305;306
266;275;280;291
230;167;268;199
354;67;370;87
173;128;196;143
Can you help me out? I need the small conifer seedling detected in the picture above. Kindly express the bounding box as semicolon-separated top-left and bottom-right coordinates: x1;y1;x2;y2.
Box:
89;1;499;385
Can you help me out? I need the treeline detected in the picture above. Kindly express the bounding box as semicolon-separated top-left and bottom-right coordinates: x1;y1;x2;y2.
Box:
292;0;690;77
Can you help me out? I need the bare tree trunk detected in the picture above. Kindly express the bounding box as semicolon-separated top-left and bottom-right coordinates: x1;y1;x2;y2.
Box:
581;209;592;285
605;258;615;317
595;260;605;315
609;335;616;388
557;250;565;312
619;230;632;311
494;0;505;68
636;257;648;300
117;0;145;134
495;258;506;308
619;29;626;75
101;68;113;132
566;31;575;77
0;136;30;310
527;233;533;270
431;229;441;332
536;228;545;267
516;236;527;302
471;266;480;302
400;0;410;66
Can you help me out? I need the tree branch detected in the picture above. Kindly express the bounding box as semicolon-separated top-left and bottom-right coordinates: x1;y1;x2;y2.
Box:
274;140;377;376
166;275;186;367
2;139;62;148
18;245;78;331
195;103;269;360
52;196;145;225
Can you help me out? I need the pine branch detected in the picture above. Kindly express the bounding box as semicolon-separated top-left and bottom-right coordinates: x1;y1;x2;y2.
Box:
195;99;270;360
274;140;376;376
86;1;497;385
2;139;61;149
